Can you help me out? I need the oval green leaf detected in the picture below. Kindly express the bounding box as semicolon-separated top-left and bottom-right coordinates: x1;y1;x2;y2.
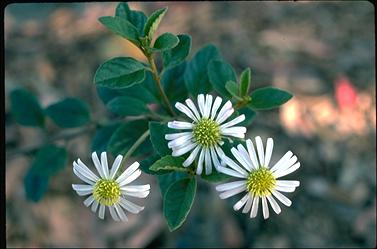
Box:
248;87;293;110
162;34;192;68
91;122;121;154
144;7;168;41
98;16;140;46
106;96;150;116
45;98;90;128
153;32;179;51
208;60;237;98
149;121;173;157
163;177;197;231
10;88;45;127
225;80;239;98
239;68;251;97
150;155;187;173
115;2;147;36
184;44;222;96
94;57;146;89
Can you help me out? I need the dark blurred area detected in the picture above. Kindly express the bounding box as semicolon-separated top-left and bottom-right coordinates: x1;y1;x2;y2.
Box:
5;2;376;248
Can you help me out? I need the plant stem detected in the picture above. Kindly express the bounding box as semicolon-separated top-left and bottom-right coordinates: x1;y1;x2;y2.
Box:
146;55;177;117
122;129;150;162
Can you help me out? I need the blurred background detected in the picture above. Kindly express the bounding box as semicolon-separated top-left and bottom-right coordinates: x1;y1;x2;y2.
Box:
5;1;376;248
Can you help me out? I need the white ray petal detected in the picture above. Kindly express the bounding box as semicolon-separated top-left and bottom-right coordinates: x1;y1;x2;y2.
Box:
114;203;128;221
74;160;99;182
246;139;260;169
109;155;123;179
197;94;206;117
231;147;253;172
270;151;293;172
118;169;141;187
275;185;296;192
196;148;205;175
122;190;150;198
215;100;232;123
72;184;93;192
272;190;292;206
219;185;247;199
204;148;212;175
121;184;150;192
242;195;253;213
217;108;234;124
115;161;140;185
172;142;197;157
276;180;300;187
221;126;247;136
216;180;246;192
98;204;105;219
255;136;265;166
175;102;198;121
185;98;201;120
168;134;193;148
222;155;248;176
266;195;281;214
236;144;254;171
91;152;105;178
203;94;213;118
217;166;246;178
272;155;298;173
165;132;192;140
83;195;95;207
119;197;144;214
264;138;274;167
75;189;93;196
91;200;99;213
273;162;300;179
220;115;245;129
261;196;269;219
183;145;201;167
100;152;109;179
170;137;194;151
168;121;193;130
210;147;221;170
73;167;96;185
250;196;259;218
210;96;223;120
233;193;250;211
109;206;120;221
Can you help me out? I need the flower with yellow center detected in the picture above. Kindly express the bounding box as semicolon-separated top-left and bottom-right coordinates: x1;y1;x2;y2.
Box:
216;136;300;219
166;94;247;175
72;152;150;221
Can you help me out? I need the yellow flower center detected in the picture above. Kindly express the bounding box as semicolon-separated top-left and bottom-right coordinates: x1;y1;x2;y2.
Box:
193;118;220;147
246;167;276;197
93;179;121;206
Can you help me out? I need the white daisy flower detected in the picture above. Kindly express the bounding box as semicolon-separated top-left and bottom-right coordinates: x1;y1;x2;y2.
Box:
216;136;300;219
166;94;247;175
72;151;150;222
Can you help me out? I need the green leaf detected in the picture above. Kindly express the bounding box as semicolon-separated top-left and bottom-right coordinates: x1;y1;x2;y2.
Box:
149;121;173;157
24;170;49;202
96;72;158;105
115;2;147;35
108;119;152;157
239;68;251;96
98;16;140;46
144;7;168;42
163;177;197;231
161;62;188;104
94;57;146;89
237;107;257;127
208;60;237;98
184;44;222;96
158;171;188;199
150;155;187;173
248;87;293;110
201;170;232;183
45;98;90;128
106;96;150;116
139;154;170;175
10;89;45;127
225;80;239;98
153;32;179;51
30;145;67;176
162;34;191;69
91;122;121;154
